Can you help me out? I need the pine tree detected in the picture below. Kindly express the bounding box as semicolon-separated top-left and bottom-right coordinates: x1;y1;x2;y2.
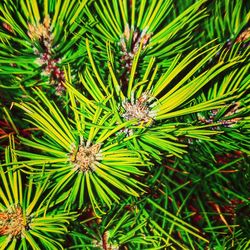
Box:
0;0;249;249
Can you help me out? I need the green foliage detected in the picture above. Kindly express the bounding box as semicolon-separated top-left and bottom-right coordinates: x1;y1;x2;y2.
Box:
0;137;75;249
0;0;249;249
